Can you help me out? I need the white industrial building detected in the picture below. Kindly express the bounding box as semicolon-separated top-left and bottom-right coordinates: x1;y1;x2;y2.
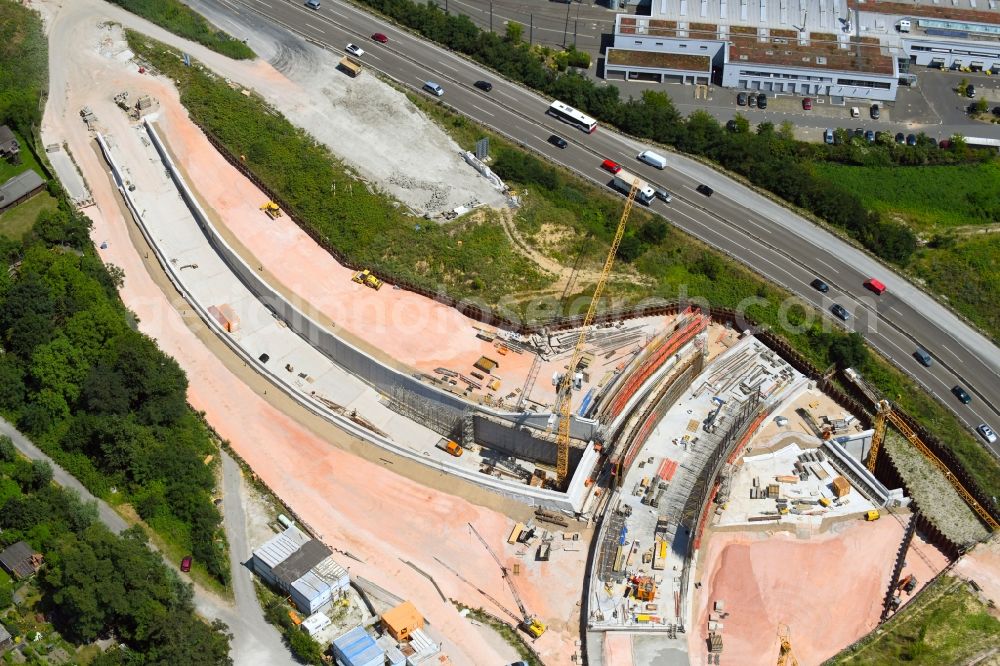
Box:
604;0;1000;102
251;524;351;615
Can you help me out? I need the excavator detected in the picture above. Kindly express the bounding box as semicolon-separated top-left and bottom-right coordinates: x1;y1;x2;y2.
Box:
260;201;282;219
351;269;383;291
777;624;799;666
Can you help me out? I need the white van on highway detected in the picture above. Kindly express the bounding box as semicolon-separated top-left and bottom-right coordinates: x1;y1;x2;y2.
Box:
637;150;667;169
423;81;444;97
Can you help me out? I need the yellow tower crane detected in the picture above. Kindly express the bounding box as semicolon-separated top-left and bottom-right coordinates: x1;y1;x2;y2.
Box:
867;399;998;531
553;178;640;487
776;624;799;666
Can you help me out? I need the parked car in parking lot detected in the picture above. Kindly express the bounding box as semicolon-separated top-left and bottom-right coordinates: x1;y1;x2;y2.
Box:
854;127;864;137
737;92;748;106
601;159;622;174
831;303;850;321
803;97;813;110
977;423;997;444
952;385;972;404
967;84;976;98
895;132;905;144
748;94;757;108
865;130;875;143
874;130;883;142
726;119;738;132
824;128;834;144
810;278;830;293
870;103;880;119
548;134;567;149
906;133;917;146
757;93;767;109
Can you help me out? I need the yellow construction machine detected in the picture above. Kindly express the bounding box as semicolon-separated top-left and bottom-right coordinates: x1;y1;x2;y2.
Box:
468;523;547;638
777;624;799;666
260;201;282;219
352;269;383;290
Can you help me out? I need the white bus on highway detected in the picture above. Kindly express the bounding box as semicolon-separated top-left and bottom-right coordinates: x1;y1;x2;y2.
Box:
547;100;598;134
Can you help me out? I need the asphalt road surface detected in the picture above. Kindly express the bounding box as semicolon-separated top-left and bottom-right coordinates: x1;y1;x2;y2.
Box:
211;0;1000;457
0;417;292;664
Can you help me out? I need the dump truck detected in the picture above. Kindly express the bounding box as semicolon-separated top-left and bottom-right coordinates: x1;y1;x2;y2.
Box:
338;55;362;77
611;169;656;205
864;509;881;521
899;574;917;593
436;439;463;457
260;201;282;219
352;269;383;290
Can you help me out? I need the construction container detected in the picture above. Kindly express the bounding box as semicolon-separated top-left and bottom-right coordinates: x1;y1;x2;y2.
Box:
474;356;499;373
508;523;525;545
208;304;240;333
832;476;851;498
864;509;880;521
818;497;831;507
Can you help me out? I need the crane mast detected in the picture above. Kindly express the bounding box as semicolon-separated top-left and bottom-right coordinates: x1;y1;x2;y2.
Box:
554;178;640;486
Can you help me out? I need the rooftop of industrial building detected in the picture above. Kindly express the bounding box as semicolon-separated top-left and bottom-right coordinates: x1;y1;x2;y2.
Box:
606;48;713;70
645;0;854;33
333;626;384;663
273;539;333;586
847;0;1000;23
252;524;312;570
729;32;894;73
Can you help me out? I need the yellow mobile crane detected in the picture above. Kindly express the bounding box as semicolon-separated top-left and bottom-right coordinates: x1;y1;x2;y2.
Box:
867;399;998;531
553;178;640;486
776;624;799;666
467;522;547;638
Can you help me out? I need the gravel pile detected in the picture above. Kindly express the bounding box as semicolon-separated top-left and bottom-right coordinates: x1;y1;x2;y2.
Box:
885;431;990;546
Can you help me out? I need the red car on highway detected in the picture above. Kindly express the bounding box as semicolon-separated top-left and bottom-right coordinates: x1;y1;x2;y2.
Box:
371;33;388;43
601;159;622;174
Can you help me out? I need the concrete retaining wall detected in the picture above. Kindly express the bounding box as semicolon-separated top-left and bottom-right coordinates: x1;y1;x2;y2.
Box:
100;124;591;514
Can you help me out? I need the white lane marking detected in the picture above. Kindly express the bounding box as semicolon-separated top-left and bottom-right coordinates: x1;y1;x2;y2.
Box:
942;344;960;360
744;217;772;235
248;0;269;6
303;21;323;32
496;89;521;103
888;306;904;317
437;60;458;72
470;103;494;118
810;255;839;274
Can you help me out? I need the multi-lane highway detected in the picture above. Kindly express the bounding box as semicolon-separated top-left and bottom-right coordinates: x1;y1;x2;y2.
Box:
212;0;999;457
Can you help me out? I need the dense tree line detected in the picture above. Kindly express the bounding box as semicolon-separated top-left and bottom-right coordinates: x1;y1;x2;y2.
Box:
355;0;1000;265
0;437;231;665
0;197;228;584
0;2;47;135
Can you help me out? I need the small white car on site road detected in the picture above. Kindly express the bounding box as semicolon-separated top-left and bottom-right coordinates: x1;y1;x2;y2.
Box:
346;43;364;57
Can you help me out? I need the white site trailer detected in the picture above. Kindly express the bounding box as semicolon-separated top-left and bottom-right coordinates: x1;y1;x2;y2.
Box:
612;169;656;205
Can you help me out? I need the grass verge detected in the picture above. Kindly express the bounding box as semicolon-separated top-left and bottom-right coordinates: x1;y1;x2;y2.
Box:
827;576;999;665
104;0;255;59
0;189;57;240
454;602;543;666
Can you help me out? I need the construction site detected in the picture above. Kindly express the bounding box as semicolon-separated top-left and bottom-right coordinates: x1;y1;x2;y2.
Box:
34;1;1000;665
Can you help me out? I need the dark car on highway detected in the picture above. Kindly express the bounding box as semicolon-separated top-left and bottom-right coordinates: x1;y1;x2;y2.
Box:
474;80;493;92
696;184;714;197
952;385;972;404
831;303;850;321
810;278;830;293
548;134;567;149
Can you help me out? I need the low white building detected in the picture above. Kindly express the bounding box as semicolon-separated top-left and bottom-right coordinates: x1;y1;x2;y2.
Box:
301;612;332;637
